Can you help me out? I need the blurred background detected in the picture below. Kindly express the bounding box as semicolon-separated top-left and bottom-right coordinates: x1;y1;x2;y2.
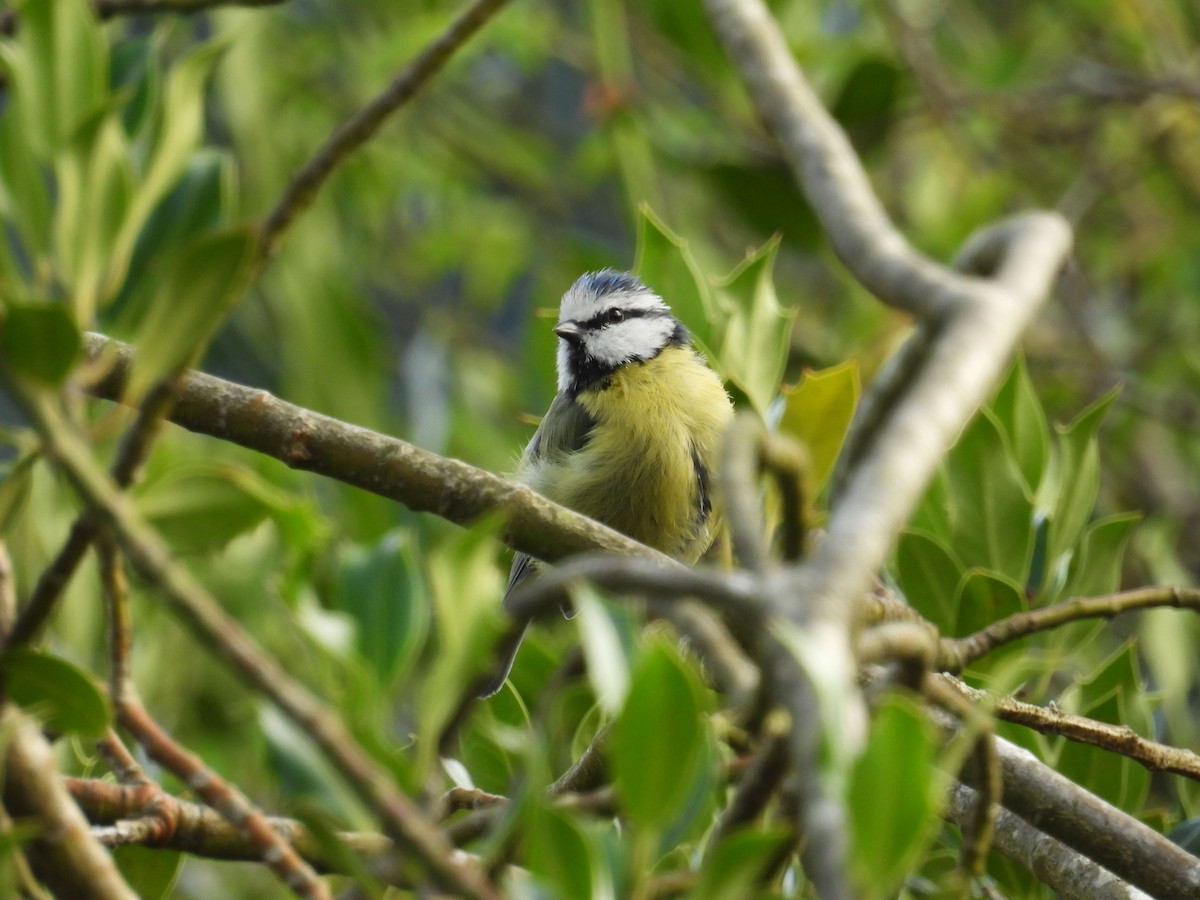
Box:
2;0;1199;895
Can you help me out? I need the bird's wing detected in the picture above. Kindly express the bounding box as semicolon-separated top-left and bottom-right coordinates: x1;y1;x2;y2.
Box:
478;394;597;697
506;391;596;599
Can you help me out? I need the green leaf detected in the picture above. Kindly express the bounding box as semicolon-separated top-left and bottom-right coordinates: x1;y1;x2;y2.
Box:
113;150;238;320
831;57;902;155
1062;513;1140;600
0;648;111;738
717;238;795;416
288;801;386;899
988;355;1050;496
943;409;1035;581
694;827;791;900
0;301;81;384
1056;642;1152;810
14;0;108;154
134;461;279;554
128;226;256;396
112;846;182;900
54;110;134;317
572;582;635;714
779;361;861;496
113;39;230;286
612;640;709;835
848;693;944;896
955;570;1026;648
893;529;962;634
334;531;429;687
634;205;722;355
0;78;52;260
1043;389;1118;584
525;806;612;899
0;452;37;534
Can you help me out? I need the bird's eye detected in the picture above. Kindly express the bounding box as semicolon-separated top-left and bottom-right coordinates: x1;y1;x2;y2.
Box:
607;308;626;324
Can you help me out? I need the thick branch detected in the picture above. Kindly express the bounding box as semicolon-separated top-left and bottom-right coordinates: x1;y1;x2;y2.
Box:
946;784;1151;900
2;710;136;900
82;332;649;567
961;730;1200;899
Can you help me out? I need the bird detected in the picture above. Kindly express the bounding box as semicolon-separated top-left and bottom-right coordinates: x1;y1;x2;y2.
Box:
479;269;734;697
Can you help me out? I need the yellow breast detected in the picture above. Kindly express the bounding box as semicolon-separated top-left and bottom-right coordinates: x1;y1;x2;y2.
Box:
532;346;733;561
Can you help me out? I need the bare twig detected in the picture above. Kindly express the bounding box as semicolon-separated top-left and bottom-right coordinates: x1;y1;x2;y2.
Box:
925;675;1000;884
81;332;655;567
709;712;790;843
939;674;1200;781
261;0;513;255
96;730;150;786
1;708;137;900
939;586;1200;673
66;777;394;874
97;529;328;898
118;699;330;899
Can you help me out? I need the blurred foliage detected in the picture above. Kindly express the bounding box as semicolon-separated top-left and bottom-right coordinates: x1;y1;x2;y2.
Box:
0;0;1198;897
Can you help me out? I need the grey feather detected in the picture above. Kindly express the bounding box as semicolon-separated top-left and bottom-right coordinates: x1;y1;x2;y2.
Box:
477;393;595;697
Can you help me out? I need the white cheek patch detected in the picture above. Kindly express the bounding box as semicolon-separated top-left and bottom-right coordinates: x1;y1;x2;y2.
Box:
586;317;676;367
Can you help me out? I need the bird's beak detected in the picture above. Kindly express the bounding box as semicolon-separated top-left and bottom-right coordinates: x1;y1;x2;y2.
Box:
553;321;584;343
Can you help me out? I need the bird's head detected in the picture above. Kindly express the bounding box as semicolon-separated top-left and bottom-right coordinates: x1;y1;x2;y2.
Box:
554;270;689;395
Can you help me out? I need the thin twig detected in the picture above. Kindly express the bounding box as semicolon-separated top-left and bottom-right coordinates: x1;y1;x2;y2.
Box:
925;675;1000;884
97;531;328;899
118;698;331;899
939;587;1200;673
938;674;1200;781
66;777;395;875
260;0;514;255
96;730;150;787
709;712;790;844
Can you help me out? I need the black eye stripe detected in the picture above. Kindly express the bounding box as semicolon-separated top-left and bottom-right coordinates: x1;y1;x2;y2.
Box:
580;307;657;330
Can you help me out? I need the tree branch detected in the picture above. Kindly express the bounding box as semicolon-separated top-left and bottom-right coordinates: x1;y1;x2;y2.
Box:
939;674;1200;781
956;725;1200;899
939;586;1200;672
946;783;1152;900
1;709;137;900
67;777;393;875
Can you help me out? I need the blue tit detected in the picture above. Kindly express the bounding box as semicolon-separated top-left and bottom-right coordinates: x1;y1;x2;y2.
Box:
480;270;734;697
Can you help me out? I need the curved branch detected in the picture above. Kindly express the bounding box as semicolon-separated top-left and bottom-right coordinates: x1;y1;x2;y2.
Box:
939;586;1200;672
